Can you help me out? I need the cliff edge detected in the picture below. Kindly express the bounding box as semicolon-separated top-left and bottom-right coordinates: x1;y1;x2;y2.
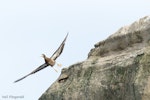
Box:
39;16;150;100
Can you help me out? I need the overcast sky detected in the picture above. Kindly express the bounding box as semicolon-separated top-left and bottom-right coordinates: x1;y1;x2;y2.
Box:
0;0;150;99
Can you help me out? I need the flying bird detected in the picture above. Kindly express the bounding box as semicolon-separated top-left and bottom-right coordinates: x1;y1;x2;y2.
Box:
14;33;68;83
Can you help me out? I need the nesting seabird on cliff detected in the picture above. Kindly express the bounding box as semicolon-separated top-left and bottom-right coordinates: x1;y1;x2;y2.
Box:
14;33;68;83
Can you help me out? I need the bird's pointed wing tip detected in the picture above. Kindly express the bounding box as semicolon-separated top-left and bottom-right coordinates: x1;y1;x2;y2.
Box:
14;79;22;83
14;80;19;83
65;33;69;39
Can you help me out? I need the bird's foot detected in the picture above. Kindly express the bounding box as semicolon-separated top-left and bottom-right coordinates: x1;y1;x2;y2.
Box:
57;63;62;67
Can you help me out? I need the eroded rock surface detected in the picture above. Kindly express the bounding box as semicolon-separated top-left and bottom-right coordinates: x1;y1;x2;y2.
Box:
39;16;150;100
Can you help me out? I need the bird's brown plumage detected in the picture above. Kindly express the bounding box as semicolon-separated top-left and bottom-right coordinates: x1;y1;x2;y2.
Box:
14;33;68;83
41;54;55;66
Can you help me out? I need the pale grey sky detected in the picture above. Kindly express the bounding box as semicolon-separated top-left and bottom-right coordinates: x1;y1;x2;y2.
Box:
0;0;150;99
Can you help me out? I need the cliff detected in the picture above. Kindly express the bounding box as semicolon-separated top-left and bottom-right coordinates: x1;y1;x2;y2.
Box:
39;16;150;100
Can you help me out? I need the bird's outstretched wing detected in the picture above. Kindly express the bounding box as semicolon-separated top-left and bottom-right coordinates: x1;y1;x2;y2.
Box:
50;33;68;60
14;63;48;83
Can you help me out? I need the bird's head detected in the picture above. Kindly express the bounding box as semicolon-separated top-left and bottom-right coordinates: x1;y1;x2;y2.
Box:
41;54;46;58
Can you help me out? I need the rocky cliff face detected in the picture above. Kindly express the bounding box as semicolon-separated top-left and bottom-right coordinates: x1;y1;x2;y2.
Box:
39;16;150;100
